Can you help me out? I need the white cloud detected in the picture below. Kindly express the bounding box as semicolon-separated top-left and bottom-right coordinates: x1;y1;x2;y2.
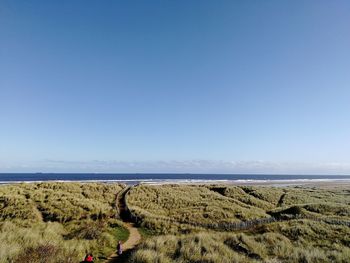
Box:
1;159;350;174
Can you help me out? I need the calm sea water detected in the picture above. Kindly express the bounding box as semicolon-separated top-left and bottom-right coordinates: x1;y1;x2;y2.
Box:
0;173;350;185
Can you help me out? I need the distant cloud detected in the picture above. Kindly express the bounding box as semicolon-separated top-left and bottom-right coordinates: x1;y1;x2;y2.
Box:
0;159;350;174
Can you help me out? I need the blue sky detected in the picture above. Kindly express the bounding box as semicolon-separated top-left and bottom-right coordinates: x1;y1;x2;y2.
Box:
1;1;350;174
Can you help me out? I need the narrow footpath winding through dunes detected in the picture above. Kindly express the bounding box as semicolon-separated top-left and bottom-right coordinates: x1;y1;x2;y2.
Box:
107;187;141;263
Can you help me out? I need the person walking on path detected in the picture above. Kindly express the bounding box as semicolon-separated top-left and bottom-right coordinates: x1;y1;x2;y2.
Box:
117;241;123;256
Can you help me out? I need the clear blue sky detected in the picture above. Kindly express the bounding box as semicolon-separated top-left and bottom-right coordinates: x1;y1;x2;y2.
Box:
1;1;350;173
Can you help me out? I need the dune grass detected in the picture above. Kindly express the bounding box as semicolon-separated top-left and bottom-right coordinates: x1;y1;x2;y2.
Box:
126;185;271;234
131;219;350;263
0;182;124;223
126;184;350;234
1;183;349;262
127;184;349;262
0;182;126;262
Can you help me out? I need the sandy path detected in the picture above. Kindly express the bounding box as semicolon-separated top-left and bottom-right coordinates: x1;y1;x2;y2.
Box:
106;188;141;262
122;223;141;250
106;222;141;262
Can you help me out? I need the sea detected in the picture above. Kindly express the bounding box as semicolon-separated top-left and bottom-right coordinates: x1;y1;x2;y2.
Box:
0;173;350;185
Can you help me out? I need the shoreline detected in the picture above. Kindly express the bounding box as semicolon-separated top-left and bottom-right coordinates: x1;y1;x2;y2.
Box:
1;178;350;187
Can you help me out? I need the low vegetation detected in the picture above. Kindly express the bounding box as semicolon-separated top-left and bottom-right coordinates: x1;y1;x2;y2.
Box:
126;185;271;234
126;184;350;234
1;182;349;262
127;184;350;262
131;219;350;263
0;182;127;263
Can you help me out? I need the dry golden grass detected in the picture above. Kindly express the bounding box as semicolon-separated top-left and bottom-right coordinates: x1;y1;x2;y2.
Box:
0;182;128;263
126;184;350;234
126;185;271;233
0;182;125;223
1;183;349;262
127;184;350;262
131;219;350;263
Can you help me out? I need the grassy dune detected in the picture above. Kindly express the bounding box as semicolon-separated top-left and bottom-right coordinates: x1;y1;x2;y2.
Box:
126;185;271;234
131;220;350;263
0;182;127;263
126;185;350;234
1;183;349;262
127;184;350;263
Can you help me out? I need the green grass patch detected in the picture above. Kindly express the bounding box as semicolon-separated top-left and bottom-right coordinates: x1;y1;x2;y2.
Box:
111;224;129;243
138;227;157;239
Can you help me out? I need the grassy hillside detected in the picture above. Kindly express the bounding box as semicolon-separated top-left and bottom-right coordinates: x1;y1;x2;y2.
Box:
0;182;127;263
1;183;349;262
131;219;350;263
127;184;350;262
126;184;350;234
126;185;271;234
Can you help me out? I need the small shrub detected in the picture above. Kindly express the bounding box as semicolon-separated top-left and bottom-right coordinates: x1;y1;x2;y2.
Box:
15;243;59;263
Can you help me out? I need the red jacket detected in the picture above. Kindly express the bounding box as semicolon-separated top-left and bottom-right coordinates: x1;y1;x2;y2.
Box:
85;255;93;262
